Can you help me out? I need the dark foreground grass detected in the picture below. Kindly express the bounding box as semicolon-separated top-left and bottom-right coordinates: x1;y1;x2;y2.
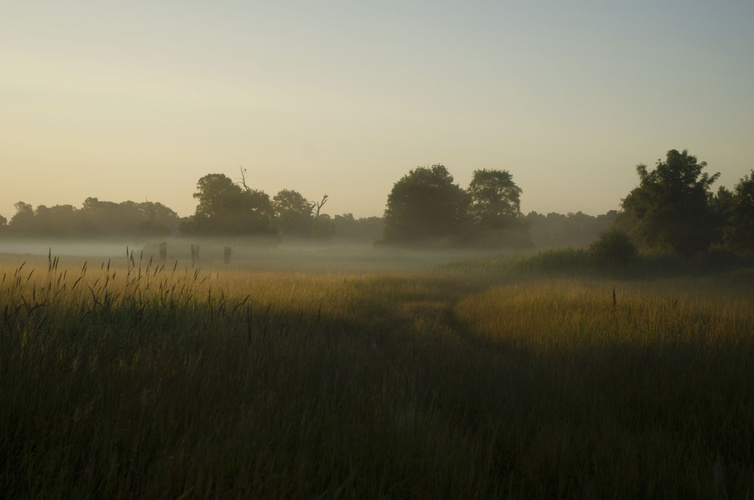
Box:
1;251;754;498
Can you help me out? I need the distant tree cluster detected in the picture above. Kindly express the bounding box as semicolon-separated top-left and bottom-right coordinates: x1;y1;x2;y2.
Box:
179;171;328;240
382;165;531;247
0;198;180;240
178;171;377;243
332;214;384;243
0;171;380;244
525;211;617;249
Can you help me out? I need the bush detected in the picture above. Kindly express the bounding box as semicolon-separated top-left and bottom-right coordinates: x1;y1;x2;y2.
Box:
589;229;638;264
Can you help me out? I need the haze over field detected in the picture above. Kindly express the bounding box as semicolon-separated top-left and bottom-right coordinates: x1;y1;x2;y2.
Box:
2;0;753;220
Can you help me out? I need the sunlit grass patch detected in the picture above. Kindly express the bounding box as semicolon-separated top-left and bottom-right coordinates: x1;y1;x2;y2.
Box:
455;279;754;349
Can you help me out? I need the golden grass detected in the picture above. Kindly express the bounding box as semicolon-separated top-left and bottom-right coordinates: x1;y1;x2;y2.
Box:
2;251;753;498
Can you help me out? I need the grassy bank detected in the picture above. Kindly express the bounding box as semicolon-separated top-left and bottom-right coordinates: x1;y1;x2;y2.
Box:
2;250;753;497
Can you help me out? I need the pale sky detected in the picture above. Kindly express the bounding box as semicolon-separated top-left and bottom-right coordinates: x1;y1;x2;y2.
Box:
2;0;753;220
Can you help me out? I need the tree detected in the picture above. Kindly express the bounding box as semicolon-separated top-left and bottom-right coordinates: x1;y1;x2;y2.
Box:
333;214;384;243
190;173;275;236
137;201;180;238
726;170;754;251
707;186;734;247
312;195;333;241
193;174;243;222
466;169;530;247
273;189;314;237
9;202;35;234
80;198;143;237
468;169;522;226
1;197;181;239
33;204;83;237
525;211;618;249
383;164;469;245
312;213;336;240
620;149;719;256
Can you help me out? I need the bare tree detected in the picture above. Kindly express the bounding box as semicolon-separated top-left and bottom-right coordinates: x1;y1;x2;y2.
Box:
313;194;328;218
238;165;251;192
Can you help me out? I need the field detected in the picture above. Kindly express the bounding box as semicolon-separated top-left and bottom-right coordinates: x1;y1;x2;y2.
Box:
1;247;753;498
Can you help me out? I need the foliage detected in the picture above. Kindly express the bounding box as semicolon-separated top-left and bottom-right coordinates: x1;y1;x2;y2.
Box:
273;189;314;237
589;228;638;264
189;173;275;236
620;149;719;256
525;210;617;249
332;214;384;243
383;165;532;247
383;164;469;245
4;198;181;239
466;169;531;247
9;201;34;232
726;170;754;251
82;198;141;236
312;213;336;240
467;169;522;226
26;204;84;237
135;201;177;237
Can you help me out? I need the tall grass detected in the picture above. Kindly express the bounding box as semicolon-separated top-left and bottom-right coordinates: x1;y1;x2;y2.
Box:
1;250;753;498
444;246;754;280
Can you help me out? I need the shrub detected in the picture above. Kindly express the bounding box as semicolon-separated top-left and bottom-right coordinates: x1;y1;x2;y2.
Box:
589;229;638;264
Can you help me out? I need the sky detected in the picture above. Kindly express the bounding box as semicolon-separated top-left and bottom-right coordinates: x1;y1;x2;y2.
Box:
2;0;753;220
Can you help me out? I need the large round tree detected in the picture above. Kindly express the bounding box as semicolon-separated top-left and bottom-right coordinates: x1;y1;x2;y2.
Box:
468;169;522;226
273;189;314;237
466;169;530;247
383;164;469;245
189;173;275;236
620;149;719;256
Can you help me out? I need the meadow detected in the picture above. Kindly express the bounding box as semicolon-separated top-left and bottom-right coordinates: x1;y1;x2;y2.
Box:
1;247;753;498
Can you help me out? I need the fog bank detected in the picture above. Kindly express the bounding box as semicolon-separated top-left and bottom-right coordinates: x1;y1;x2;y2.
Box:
0;240;142;258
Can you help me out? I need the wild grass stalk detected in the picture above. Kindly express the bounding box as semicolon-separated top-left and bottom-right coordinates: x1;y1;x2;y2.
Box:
0;252;752;497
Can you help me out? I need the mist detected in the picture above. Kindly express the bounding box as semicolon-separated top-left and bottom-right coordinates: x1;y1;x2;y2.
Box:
0;236;532;276
0;239;144;258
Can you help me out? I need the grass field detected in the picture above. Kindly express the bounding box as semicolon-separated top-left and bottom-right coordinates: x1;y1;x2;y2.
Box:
1;247;753;498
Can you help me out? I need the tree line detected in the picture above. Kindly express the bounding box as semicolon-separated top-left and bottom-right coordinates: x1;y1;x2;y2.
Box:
379;151;754;255
0;198;182;239
1;149;752;255
0;171;383;243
